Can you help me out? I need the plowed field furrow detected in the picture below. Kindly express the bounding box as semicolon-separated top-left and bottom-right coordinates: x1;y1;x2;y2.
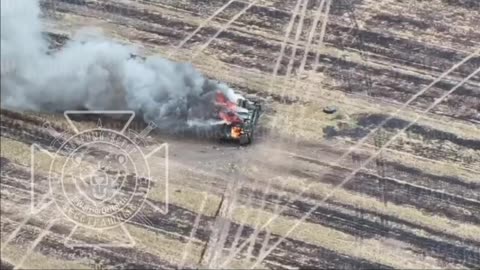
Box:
43;0;479;79
0;217;180;269
41;0;480;123
322;169;480;224
0;116;447;269
3;0;480;268
253;152;480;222
259;236;394;270
292;152;479;195
218;223;395;269
0;126;56;149
335;200;480;248
0;261;14;270
325;24;480;75
46;0;479;81
325;116;480;169
0;157;210;243
364;162;479;200
234;188;480;268
277;155;479;204
355;114;480;149
1;171;395;269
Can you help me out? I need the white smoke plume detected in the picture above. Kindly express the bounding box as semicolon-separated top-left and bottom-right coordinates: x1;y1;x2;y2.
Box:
1;0;236;129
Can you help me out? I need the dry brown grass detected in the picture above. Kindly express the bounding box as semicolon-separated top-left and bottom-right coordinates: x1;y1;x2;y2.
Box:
337;136;480;184
375;139;480;183
46;2;480;146
0;137;63;173
0;136;218;268
1;135;223;217
1;241;90;269
240;170;480;243
1;193;205;268
12;4;480;268
231;206;460;269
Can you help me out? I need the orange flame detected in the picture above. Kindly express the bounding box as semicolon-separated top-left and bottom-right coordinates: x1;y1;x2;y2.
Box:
219;110;242;124
231;126;243;139
216;90;243;124
215;91;237;110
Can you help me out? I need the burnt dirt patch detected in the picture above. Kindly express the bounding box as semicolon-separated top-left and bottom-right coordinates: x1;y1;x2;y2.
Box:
326;23;478;76
371;13;431;30
40;0;480;125
2;217;178;269
264;155;480;225
0;260;14;270
264;237;392;270
442;0;480;8
237;186;480;268
0;157;49;185
328;0;365;16
333;170;480;224
292;152;479;200
5;0;480;268
1;121;65;151
379;161;480;195
223;222;391;269
0;155;209;248
1;109;64;131
130;199;214;243
366;12;479;47
324;113;480;151
356;113;480;150
295;202;480;268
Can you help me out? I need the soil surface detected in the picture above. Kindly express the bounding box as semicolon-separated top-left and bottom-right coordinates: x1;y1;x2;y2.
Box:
1;0;479;269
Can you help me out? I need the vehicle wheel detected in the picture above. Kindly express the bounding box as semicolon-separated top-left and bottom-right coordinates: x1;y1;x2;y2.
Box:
239;132;251;145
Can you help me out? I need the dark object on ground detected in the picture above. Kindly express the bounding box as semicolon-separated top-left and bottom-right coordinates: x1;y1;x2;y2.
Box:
323;106;337;114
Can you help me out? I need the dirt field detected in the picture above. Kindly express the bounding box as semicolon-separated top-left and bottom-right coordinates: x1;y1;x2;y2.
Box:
1;0;480;269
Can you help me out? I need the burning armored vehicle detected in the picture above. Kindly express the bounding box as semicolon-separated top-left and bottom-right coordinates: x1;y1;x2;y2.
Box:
186;87;262;145
214;90;262;145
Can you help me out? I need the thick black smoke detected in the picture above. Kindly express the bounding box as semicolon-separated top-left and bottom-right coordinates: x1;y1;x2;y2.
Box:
1;0;238;129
